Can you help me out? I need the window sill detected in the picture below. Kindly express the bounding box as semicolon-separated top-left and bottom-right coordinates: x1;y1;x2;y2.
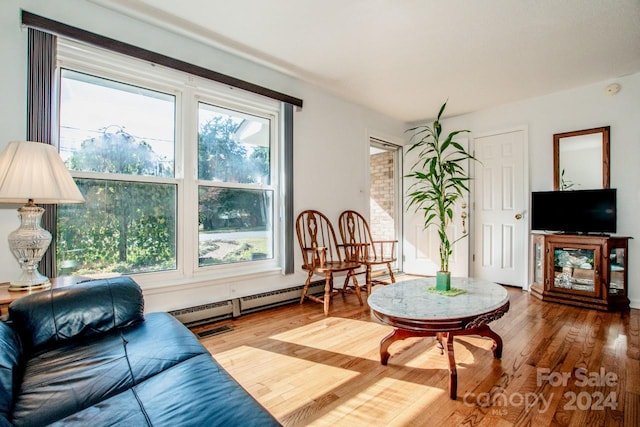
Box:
134;265;285;295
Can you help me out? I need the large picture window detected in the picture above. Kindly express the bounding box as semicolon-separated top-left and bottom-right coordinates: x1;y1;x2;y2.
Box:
55;40;282;280
58;69;177;275
197;103;275;266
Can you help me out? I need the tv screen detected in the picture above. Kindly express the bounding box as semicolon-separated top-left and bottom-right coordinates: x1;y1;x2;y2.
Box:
531;189;617;234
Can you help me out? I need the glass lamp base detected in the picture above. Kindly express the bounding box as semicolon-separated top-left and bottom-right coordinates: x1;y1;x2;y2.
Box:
8;269;51;292
8;204;53;292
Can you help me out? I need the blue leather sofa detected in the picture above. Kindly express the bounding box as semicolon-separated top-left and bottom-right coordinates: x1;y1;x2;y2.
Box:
0;277;280;426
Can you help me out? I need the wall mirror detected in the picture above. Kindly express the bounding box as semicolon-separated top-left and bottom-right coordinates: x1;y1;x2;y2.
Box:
553;126;610;190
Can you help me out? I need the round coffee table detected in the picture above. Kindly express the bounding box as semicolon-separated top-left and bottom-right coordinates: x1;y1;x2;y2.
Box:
368;277;510;399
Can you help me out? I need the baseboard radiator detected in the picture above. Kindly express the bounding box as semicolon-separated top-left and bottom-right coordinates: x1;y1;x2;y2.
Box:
170;282;325;327
169;300;234;327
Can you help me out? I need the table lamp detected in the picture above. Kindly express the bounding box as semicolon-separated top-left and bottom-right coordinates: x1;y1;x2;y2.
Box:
0;141;85;291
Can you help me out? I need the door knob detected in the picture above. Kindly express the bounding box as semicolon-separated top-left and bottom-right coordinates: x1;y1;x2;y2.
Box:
515;213;523;220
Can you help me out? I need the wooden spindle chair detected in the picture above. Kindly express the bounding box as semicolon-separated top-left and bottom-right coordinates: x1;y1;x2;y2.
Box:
296;210;363;316
338;210;397;294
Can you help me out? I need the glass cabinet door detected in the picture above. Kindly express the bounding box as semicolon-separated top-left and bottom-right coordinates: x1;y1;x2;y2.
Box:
533;238;543;285
608;247;626;295
531;234;630;311
552;246;598;294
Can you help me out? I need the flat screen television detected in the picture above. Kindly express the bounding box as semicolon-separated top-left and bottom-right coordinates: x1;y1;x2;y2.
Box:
530;189;617;234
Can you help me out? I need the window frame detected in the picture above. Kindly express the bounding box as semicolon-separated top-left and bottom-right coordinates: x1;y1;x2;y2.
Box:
55;39;285;287
192;93;280;273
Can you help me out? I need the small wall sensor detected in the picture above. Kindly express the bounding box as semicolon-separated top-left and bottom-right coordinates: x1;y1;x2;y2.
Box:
605;83;621;95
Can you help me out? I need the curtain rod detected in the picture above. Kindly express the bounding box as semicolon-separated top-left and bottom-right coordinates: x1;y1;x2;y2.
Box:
21;10;303;108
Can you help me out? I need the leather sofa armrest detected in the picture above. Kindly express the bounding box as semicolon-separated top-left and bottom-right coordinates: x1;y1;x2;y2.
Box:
8;277;144;353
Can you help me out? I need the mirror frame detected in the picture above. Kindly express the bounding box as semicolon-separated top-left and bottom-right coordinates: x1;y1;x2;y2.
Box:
553;126;610;190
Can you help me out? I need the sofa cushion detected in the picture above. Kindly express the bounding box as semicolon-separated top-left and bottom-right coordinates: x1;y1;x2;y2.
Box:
47;389;151;426
0;322;22;425
10;313;210;426
121;312;210;384
9;277;144;353
133;354;281;426
49;354;280;426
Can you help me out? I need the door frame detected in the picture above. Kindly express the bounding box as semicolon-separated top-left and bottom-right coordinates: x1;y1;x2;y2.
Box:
470;126;530;289
367;132;404;274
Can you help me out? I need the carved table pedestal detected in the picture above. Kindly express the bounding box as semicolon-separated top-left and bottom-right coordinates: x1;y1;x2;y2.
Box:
368;277;510;399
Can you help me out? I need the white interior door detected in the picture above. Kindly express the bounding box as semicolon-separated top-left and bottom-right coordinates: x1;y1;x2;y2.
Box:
403;137;470;277
472;128;528;287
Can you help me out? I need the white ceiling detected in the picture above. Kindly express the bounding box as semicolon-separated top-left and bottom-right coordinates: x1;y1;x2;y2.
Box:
91;0;640;122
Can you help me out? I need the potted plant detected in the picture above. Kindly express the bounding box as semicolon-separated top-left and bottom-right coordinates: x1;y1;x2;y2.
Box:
405;101;477;291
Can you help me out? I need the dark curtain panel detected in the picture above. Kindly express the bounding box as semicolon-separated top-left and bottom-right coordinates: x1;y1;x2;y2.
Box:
27;28;58;277
283;103;294;274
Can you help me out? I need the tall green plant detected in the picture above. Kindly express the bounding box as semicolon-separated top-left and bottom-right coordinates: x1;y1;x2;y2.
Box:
405;101;477;272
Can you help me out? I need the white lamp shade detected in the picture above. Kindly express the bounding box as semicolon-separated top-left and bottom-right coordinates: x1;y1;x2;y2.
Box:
0;141;85;204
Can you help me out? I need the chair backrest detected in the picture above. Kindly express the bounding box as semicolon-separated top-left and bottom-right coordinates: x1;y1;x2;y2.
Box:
296;210;343;268
338;210;375;257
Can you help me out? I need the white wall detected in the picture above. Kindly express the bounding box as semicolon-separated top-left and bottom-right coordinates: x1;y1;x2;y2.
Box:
439;72;640;308
0;0;407;311
3;0;638;311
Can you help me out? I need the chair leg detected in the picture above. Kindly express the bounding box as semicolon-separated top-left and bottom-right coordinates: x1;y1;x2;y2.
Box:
387;263;396;283
342;274;350;293
351;270;363;306
300;271;314;304
323;272;332;316
366;264;373;294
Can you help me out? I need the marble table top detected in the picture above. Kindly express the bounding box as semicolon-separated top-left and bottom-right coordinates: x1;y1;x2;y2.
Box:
368;277;509;320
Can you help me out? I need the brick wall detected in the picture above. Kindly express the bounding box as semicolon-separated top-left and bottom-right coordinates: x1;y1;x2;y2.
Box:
369;152;395;241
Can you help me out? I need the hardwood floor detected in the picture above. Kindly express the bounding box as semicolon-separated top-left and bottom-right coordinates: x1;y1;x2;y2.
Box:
196;279;639;426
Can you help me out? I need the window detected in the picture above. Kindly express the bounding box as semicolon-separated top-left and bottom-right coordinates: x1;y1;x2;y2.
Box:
55;40;282;280
197;103;275;266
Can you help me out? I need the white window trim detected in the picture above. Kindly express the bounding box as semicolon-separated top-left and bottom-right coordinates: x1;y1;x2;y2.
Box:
56;38;285;289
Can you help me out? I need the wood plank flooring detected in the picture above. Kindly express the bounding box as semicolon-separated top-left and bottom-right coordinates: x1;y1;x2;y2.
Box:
195;279;639;426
